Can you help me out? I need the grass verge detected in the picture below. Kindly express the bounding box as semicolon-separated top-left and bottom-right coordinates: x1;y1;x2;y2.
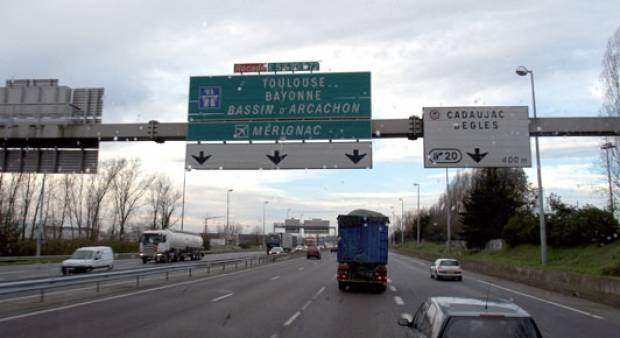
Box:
394;241;620;276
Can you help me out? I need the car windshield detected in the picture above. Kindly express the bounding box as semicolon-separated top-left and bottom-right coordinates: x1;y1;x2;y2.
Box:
442;317;540;338
440;260;460;267
70;250;93;260
141;234;162;245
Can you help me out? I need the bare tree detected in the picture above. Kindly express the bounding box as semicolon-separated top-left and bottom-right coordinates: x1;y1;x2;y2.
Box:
83;160;123;240
19;173;35;240
112;158;153;240
601;27;620;210
147;175;182;229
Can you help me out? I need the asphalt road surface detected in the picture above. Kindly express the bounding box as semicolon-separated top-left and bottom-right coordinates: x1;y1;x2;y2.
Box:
0;251;265;282
1;251;619;338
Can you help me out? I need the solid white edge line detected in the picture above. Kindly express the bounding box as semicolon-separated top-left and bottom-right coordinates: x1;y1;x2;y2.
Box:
211;293;234;302
474;278;605;320
393;252;606;321
283;311;301;327
0;254;303;324
394;296;405;305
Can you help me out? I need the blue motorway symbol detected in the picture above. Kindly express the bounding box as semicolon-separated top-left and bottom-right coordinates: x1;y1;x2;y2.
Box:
199;86;221;109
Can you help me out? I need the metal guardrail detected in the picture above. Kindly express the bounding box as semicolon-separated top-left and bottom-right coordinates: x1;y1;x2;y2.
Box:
0;253;292;302
0;253;139;262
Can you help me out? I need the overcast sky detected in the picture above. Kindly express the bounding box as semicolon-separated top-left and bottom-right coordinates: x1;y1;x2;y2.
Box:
1;1;619;233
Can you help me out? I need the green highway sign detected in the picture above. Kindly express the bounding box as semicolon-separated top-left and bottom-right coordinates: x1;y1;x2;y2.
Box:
188;72;371;121
187;120;371;141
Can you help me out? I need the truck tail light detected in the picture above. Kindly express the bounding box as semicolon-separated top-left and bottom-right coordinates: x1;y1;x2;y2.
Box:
338;263;350;270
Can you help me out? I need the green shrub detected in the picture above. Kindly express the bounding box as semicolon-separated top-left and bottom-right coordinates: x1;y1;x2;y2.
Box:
602;260;620;276
503;209;539;246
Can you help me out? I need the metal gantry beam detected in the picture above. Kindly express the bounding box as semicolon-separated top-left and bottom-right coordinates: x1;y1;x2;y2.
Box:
0;117;619;146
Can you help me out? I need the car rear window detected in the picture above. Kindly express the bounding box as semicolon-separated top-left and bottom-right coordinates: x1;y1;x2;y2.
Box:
440;260;460;266
441;316;540;338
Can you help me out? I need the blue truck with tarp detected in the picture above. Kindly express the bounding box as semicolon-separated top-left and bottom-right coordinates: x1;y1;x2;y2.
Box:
336;209;389;292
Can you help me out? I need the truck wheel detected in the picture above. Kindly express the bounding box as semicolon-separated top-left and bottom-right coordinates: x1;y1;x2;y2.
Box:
142;257;147;264
338;282;347;291
376;284;387;293
62;268;68;276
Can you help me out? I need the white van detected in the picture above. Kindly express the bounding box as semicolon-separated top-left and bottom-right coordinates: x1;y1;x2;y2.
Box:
61;246;114;275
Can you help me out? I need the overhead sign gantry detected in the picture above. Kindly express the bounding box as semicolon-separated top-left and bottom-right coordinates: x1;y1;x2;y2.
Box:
423;106;531;168
185;62;374;170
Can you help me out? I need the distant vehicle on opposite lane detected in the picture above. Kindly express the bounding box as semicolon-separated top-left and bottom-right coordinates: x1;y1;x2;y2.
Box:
306;245;321;259
292;245;305;253
268;246;285;255
398;297;543;338
62;246;114;275
430;258;463;281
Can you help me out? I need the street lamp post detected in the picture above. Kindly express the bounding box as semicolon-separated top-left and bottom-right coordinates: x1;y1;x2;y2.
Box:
390;206;396;246
180;165;191;231
445;168;451;251
602;142;616;216
516;65;547;265
262;201;269;235
226;189;233;245
413;183;421;243
399;198;404;248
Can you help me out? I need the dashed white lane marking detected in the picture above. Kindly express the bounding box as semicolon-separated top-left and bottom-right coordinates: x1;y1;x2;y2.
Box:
0;273;231;324
474;278;604;320
270;275;281;281
312;286;326;300
301;300;312;311
394;296;405;305
269;334;279;338
390;285;397;292
298;267;305;271
211;293;234;302
283;311;301;326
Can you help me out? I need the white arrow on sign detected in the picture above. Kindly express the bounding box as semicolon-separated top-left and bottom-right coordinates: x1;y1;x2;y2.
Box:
185;142;372;170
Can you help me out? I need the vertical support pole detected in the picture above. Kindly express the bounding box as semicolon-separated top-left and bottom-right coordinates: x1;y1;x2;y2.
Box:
36;174;47;257
445;168;451;251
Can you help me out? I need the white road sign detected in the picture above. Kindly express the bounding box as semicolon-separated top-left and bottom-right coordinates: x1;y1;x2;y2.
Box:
423;106;531;168
186;142;372;170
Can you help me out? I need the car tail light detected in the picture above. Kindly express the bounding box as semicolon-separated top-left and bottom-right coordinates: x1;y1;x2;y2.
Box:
480;313;505;318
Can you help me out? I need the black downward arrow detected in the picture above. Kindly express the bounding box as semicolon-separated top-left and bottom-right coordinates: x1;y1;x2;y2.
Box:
192;151;212;165
467;148;488;163
345;149;367;164
266;150;287;165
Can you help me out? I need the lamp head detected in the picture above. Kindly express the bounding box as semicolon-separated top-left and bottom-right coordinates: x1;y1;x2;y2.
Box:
515;66;530;76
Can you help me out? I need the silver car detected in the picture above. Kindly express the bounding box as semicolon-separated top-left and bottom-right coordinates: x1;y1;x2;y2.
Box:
430;258;463;281
398;297;543;338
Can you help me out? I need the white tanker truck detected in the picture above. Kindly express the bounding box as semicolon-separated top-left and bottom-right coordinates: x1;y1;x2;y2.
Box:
139;229;204;263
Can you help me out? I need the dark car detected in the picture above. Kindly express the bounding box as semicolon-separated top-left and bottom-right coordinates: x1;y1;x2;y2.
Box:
398;297;543;338
306;245;321;259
